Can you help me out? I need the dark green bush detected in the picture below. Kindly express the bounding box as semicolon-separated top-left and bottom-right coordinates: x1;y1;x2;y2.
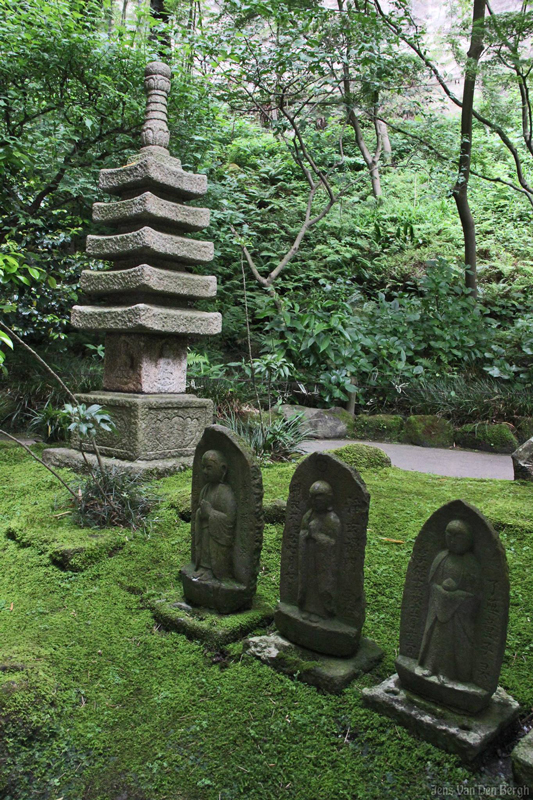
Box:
72;468;158;532
455;423;518;454
329;443;391;471
352;414;404;442
404;415;454;448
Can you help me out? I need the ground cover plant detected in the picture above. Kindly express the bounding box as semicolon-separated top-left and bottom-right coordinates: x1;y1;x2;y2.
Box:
0;442;532;798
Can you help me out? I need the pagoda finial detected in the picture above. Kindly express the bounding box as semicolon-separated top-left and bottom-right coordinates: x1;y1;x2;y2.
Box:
141;61;171;150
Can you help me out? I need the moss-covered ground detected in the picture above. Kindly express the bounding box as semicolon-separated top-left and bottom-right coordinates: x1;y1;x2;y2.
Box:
0;441;532;799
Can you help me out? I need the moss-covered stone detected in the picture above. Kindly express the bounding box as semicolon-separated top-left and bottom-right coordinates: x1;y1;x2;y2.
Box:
144;589;274;647
353;414;404;442
516;417;533;445
328;442;391;471
456;423;518;454
404;415;454;448
329;407;356;438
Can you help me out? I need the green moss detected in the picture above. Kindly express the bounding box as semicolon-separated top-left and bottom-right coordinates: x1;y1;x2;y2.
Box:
404;415;454;448
328;443;392;471
329;408;356;437
353;414;404;442
1;445;533;798
144;589;274;647
456;423;518;454
516;416;533;445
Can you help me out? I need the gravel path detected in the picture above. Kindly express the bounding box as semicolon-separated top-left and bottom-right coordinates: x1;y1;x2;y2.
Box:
301;439;514;480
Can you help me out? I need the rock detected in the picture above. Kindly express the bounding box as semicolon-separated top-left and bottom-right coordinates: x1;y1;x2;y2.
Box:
352;414;404;442
516;417;533;445
512;729;533;789
264;499;287;524
67;391;213;462
180;425;264;615
86;226;214;265
455;423;518;454
363;675;519;762
512;437;533;481
244;634;383;694
92;191;210;232
71;303;221;336
404;415;454;448
275;451;376;662
278;405;347;439
328;443;391;471
80;264;216;299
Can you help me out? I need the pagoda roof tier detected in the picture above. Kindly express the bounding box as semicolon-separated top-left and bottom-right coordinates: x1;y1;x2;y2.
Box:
71;303;222;336
80;265;216;299
99;154;207;199
86;227;214;265
93;192;210;232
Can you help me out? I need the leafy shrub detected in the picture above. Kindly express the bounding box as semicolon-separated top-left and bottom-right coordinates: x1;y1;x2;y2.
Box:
220;411;309;462
28;402;69;443
455;423;518;454
404;415;454;448
516;417;533;445
352;414;405;442
329;443;391;471
72;468;158;532
398;376;533;424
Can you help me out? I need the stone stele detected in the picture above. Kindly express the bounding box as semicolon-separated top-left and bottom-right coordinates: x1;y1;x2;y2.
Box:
43;61;220;475
180;425;264;614
363;499;519;760
250;452;383;692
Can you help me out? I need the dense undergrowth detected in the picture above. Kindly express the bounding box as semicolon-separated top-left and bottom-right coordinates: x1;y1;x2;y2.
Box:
0;442;532;798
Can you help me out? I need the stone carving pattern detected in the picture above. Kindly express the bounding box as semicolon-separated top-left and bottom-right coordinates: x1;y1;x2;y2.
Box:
142;62;171;149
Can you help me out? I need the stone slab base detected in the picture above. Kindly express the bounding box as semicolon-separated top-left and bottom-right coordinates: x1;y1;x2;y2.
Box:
180;562;253;614
275;601;360;657
144;588;274;647
67;391;213;462
512;729;533;789
43;447;192;478
362;674;520;761
244;634;383;694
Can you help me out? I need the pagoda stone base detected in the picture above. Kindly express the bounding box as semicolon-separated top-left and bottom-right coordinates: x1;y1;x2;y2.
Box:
43;391;213;476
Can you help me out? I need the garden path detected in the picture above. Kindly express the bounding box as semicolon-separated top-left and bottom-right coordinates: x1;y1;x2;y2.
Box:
301;439;514;480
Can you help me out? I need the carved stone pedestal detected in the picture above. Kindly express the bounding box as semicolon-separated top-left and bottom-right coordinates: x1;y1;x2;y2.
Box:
363;674;519;761
44;391;212;475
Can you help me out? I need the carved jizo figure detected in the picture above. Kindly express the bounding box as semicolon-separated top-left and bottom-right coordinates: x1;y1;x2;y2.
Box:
181;425;264;614
298;481;340;620
275;452;369;658
418;519;481;683
194;450;237;581
396;499;509;714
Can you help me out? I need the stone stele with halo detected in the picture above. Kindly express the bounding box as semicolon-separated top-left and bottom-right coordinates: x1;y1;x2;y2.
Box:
44;62;220;476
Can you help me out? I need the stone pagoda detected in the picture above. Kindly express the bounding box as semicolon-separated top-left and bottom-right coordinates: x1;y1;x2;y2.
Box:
45;62;220;475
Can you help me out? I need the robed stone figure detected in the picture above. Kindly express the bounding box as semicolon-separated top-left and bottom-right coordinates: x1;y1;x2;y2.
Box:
181;425;264;614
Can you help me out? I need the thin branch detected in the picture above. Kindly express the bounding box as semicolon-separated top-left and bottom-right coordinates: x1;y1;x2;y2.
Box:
0;430;78;500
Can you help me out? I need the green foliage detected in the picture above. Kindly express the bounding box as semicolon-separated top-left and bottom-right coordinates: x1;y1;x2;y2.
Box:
403;415;454;449
220;411;309;462
65;402;114;440
455;423;519;454
72;467;159;532
399;376;533;426
28;401;70;443
327;443;392;471
352;414;405;443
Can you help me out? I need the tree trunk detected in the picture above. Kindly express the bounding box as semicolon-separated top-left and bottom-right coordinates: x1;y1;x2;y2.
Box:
452;0;486;298
150;0;171;51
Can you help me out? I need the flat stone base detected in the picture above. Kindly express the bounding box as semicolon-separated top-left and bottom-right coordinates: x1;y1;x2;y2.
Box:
396;654;491;714
180;562;253;614
144;588;274;647
362;674;520;761
43;447;192;477
512;729;533;789
275;601;360;657
244;634;384;694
